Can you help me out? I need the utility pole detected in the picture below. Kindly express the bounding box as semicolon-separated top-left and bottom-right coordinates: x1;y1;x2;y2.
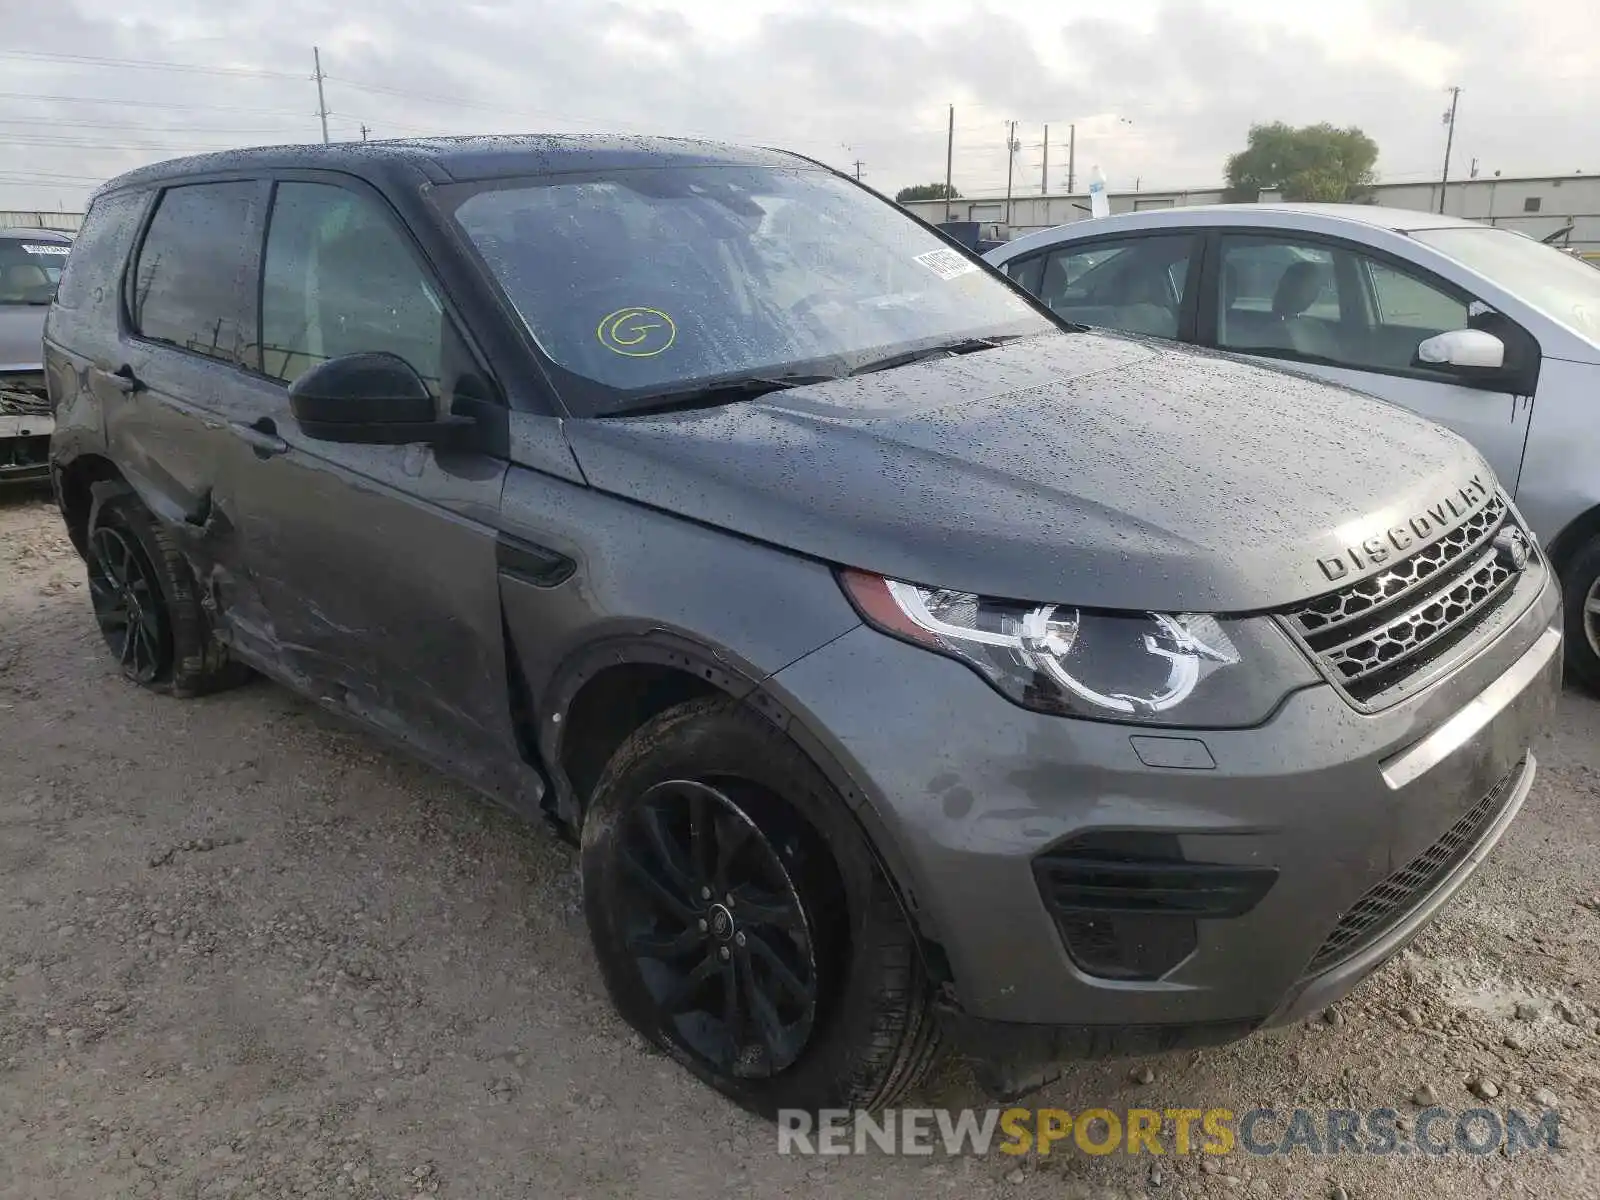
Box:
1041;125;1049;194
853;159;864;181
1067;123;1076;193
944;103;954;220
360;124;370;142
313;46;330;145
1438;85;1461;214
1003;120;1018;227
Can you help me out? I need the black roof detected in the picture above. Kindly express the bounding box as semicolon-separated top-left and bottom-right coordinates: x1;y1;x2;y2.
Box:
94;134;813;200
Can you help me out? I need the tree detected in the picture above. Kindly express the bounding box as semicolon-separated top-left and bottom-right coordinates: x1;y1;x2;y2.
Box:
895;182;962;203
1225;123;1379;203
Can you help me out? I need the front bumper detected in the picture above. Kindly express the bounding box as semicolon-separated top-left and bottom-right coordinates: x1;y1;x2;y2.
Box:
766;567;1560;1058
0;399;53;483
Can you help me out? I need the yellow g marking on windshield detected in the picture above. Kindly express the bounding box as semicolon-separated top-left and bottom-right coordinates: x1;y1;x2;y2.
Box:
597;307;676;357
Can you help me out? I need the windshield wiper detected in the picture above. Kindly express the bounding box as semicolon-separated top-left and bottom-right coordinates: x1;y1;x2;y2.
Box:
615;373;840;417
846;335;1016;378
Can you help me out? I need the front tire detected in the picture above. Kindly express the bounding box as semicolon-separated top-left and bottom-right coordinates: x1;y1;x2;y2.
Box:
1562;533;1600;695
85;489;251;697
581;698;941;1116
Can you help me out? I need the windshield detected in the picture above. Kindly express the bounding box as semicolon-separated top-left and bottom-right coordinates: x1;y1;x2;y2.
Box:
445;165;1054;414
1412;225;1600;342
0;238;70;305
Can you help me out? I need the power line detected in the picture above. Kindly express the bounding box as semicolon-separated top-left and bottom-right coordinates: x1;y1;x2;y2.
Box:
0;89;318;117
0;115;324;136
0;48;865;155
0;135;299;152
320;73;853;148
0;49;304;80
0;170;109;184
324;74;608;124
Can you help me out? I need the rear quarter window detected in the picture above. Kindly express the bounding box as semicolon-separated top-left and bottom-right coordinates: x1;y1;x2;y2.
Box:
54;191;146;314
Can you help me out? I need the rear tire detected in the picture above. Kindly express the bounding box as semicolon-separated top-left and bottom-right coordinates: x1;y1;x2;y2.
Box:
581;697;940;1116
1561;534;1600;695
86;488;252;697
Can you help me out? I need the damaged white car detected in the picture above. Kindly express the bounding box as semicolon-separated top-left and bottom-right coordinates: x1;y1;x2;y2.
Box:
1;227;71;483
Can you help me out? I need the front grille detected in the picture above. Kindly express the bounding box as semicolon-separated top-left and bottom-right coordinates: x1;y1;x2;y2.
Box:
1303;759;1522;976
1283;494;1529;707
0;373;50;418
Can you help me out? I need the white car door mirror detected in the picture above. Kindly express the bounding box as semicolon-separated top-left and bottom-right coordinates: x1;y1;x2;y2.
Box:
1417;328;1506;370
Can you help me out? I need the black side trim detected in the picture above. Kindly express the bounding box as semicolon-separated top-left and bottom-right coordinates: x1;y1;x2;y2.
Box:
495;533;575;588
1035;856;1279;917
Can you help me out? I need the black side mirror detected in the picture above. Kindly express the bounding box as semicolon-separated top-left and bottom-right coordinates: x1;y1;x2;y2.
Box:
287;352;475;447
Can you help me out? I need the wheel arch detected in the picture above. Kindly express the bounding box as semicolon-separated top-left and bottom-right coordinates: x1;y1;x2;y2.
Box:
1546;503;1600;582
53;451;128;558
533;632;953;993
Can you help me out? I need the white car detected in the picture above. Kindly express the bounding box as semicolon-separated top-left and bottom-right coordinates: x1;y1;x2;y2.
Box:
985;204;1600;689
1;227;73;483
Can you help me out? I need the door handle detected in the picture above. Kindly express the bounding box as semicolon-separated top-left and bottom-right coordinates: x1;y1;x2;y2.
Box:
228;417;289;458
93;364;144;394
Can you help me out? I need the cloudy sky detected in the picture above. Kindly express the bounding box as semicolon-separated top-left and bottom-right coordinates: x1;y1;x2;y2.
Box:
1;0;1596;213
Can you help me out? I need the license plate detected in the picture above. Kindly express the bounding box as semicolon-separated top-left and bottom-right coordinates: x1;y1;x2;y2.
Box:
0;413;54;439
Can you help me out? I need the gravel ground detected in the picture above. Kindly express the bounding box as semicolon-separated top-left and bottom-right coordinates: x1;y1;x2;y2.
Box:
4;485;1600;1200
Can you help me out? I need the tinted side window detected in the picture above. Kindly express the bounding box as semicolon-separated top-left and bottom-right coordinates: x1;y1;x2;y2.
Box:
131;182;258;363
260;182;443;392
1031;236;1193;339
1003;254;1044;295
1217;236;1342;360
1217;233;1489;377
54;191;145;313
1366;260;1468;332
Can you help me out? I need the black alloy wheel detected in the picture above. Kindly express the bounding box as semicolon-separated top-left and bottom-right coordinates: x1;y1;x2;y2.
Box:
617;779;819;1079
583;698;942;1115
87;522;170;684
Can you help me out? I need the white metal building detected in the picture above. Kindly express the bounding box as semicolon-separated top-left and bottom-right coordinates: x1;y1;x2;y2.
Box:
0;211;84;233
905;174;1600;259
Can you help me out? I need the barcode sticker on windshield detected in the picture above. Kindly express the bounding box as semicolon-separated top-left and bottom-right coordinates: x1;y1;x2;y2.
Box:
22;244;70;255
913;248;977;281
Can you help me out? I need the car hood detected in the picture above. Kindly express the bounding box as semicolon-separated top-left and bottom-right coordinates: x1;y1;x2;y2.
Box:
561;332;1495;612
0;303;48;373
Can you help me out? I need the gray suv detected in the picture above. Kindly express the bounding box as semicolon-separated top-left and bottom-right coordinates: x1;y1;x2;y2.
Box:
45;137;1561;1114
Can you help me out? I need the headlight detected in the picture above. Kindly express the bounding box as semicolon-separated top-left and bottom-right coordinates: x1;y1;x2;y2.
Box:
839;570;1314;727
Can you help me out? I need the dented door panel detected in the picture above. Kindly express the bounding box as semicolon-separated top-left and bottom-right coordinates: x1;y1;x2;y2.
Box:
226;371;524;802
99;346;287;669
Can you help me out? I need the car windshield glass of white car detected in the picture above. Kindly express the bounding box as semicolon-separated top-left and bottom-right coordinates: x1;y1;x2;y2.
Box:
1413;226;1600;341
446;166;1053;414
0;239;70;305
